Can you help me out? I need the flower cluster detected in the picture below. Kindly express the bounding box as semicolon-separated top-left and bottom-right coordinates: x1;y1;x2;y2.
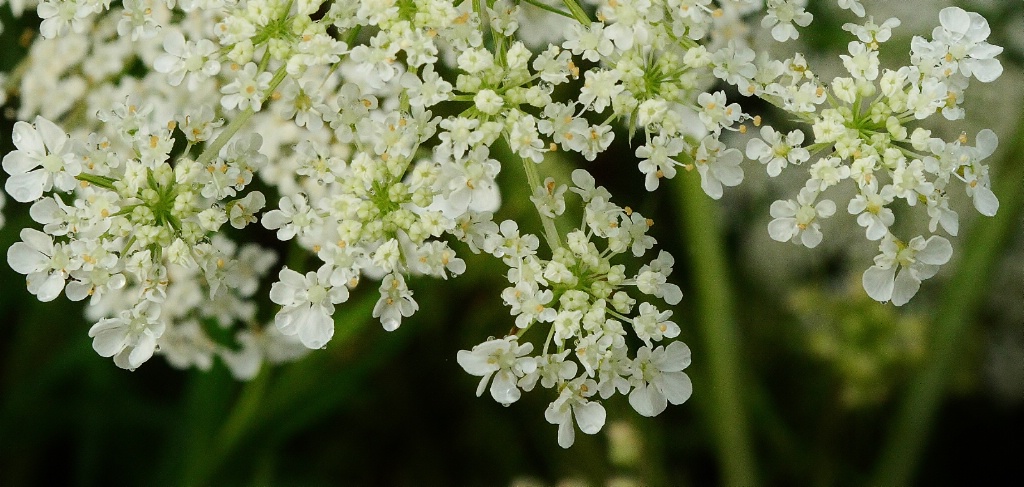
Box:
0;0;1004;446
753;9;1002;304
458;170;691;446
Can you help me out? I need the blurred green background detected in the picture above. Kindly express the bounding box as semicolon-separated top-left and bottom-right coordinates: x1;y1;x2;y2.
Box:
0;1;1021;485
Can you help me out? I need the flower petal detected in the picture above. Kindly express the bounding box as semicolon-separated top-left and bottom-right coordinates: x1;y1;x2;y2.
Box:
862;265;895;302
891;267;921;306
573;400;606;434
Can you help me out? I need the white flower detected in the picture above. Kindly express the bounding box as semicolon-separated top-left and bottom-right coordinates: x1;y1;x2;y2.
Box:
745;126;809;177
694;135;744;200
841;41;880;81
88;303;165;371
37;0;91;39
117;0;160;41
220;62;273;111
372;273;418;331
270;265;350;349
228;191;266;229
501;281;556;328
7;228;76;302
891;159;933;206
768;186;836;248
862;235;952;306
762;0;813;42
807;156;851;191
635;250;683;305
628;341;693;417
579;69;622;113
697;91;742;133
3;116;82;202
631;302;680;346
262;194;322;241
529;177;567;218
457;336;537;405
519;351;577;392
485;220;540;263
960;129;999;217
636;135;684;191
929;7;1003;82
545;377;606;448
562;22;614;62
837;0;865;17
847;183;896;241
844;17;900;45
508;112;547;163
66;238;125;303
569;169;612;203
401;65;452;108
474;89;504;115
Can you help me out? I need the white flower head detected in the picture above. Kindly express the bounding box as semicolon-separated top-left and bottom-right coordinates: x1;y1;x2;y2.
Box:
768;186;836;248
457;336;537;405
270;265;350;349
862;235;952;306
88;302;165;371
629;341;693;417
3;116;83;203
373;273;418;331
545;376;606;448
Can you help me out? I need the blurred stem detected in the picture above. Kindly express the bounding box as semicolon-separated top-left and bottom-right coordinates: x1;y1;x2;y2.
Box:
183;291;380;485
671;173;757;487
871;110;1024;485
185;369;268;485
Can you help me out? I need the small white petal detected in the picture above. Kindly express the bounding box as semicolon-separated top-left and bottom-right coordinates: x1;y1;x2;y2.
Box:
7;242;48;275
573;401;606;434
972;186;999;217
862;265;896;302
629;383;664;417
658;371;693;405
768;218;797;243
917;236;953;266
6;170;49;202
890;268;921;306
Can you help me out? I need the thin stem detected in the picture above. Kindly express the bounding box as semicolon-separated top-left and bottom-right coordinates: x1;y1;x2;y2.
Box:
196;64;289;165
75;173;118;191
518;150;563;250
670;173;758;487
560;0;593;26
870;105;1024;486
522;0;575;19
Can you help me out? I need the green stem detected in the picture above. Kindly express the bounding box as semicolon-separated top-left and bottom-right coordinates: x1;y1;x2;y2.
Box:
75;173;118;191
561;0;593;26
870;106;1024;486
522;0;575;19
187;367;269;485
670;173;757;487
196;64;289;165
519;150;563;250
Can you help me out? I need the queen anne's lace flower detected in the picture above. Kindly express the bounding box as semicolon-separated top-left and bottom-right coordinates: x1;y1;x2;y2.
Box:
545;377;606;448
629;342;693;417
0;0;1006;449
269;266;349;349
862;235;953;306
88;303;165;371
3;116;82;203
457;337;537;406
768;187;836;249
